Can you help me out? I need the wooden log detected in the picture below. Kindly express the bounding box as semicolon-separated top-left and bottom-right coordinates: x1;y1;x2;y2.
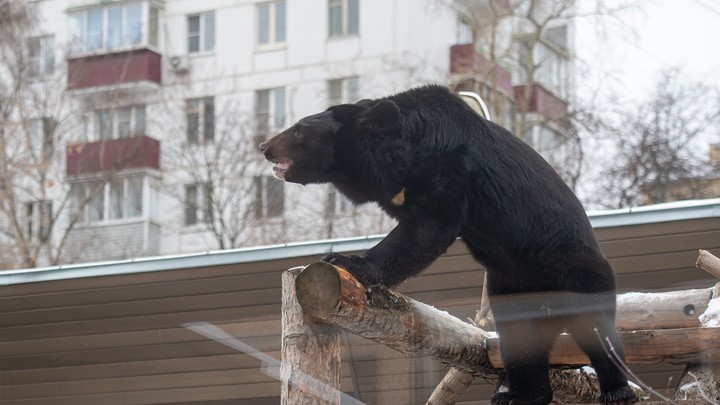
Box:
294;262;497;379
485;327;720;367
697;249;720;279
281;266;345;405
616;288;712;331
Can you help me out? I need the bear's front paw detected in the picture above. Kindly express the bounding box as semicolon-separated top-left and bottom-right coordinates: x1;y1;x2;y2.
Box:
321;254;383;286
491;392;551;405
599;386;638;405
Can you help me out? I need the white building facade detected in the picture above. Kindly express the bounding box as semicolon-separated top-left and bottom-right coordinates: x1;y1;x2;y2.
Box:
0;0;574;267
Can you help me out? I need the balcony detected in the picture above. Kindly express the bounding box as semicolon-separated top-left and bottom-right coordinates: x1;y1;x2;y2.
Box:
66;135;160;176
450;44;513;96
513;82;568;124
67;48;161;94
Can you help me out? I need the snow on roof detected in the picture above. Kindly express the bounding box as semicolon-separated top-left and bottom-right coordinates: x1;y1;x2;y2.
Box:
1;198;719;285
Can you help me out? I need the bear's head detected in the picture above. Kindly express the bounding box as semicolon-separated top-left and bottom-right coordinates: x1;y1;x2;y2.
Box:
260;99;401;185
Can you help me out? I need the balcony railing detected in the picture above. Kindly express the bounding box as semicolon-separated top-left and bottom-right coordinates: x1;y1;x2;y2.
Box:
450;44;513;96
67;48;161;92
66;135;160;176
513;82;568;123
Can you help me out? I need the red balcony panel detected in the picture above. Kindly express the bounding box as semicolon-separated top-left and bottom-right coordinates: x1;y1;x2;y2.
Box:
513;83;568;123
67;49;161;91
450;44;513;95
66;135;160;176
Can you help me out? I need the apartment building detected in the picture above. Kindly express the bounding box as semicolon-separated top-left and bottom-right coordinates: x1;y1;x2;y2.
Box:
0;0;575;268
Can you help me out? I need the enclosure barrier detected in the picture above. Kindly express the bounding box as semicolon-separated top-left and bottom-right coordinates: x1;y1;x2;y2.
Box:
280;250;720;404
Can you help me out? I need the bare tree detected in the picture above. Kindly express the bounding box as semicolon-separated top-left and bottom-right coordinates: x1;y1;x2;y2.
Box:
447;0;641;190
590;68;720;209
0;1;116;269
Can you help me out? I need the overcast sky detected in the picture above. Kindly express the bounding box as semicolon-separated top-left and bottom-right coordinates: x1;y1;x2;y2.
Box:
577;0;720;104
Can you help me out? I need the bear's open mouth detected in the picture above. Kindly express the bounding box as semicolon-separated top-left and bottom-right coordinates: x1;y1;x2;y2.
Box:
272;160;293;179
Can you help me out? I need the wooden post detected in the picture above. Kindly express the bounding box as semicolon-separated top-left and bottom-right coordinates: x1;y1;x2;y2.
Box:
281;265;343;405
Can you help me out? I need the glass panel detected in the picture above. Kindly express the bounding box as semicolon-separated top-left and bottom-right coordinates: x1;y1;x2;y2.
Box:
348;0;359;34
126;3;142;45
68;12;85;53
204;11;215;51
107;5;123;49
266;179;284;217
109;178;124;219
273;88;285;130
149;7;159;47
134;105;146;135
202;183;213;223
27;37;40;77
328;2;342;37
87;8;104;51
126;177;143;218
186;100;199;143
203;97;214;142
258;4;270;44
188;15;200;53
275;2;286;42
117;107;132;138
185;185;198;225
97;110;113;141
328;79;342;105
88;182;105;222
255;90;270;135
254;177;264;219
42;36;55;75
346;77;359;103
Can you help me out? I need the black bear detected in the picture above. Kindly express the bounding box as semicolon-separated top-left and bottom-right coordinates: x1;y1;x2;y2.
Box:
260;85;637;405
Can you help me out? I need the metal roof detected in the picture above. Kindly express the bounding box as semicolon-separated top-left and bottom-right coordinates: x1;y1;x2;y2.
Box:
2;198;719;286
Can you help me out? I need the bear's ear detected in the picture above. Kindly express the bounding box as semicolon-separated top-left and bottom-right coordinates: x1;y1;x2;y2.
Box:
359;100;401;131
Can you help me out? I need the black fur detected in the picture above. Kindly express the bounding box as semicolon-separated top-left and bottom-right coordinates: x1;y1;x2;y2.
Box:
261;85;637;405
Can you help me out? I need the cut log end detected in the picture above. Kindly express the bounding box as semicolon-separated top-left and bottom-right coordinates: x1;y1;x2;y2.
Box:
295;262;343;317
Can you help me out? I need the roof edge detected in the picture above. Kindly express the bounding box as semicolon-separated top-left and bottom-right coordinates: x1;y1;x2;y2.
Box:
2;198;719;285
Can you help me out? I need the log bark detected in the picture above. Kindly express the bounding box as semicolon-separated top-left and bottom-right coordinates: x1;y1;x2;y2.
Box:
294;262;498;379
697;249;720;279
281;266;344;405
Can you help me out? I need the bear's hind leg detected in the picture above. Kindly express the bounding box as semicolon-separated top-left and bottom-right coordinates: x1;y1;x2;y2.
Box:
567;311;638;405
491;318;561;405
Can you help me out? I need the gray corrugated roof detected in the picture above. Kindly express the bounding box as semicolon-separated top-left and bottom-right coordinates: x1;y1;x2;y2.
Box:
1;198;719;285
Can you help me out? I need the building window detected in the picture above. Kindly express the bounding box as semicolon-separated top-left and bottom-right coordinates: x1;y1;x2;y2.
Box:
255;88;286;144
328;0;359;38
184;183;213;226
456;16;474;45
186;97;214;144
68;2;154;54
328;77;359;106
27;35;55;78
254;177;284;219
258;1;286;46
24;200;53;242
188;11;215;53
327;187;351;216
72;176;145;224
28;117;55;160
517;25;569;99
96;105;146;141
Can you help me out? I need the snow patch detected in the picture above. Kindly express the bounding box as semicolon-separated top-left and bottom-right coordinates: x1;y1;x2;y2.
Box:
699;297;720;327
